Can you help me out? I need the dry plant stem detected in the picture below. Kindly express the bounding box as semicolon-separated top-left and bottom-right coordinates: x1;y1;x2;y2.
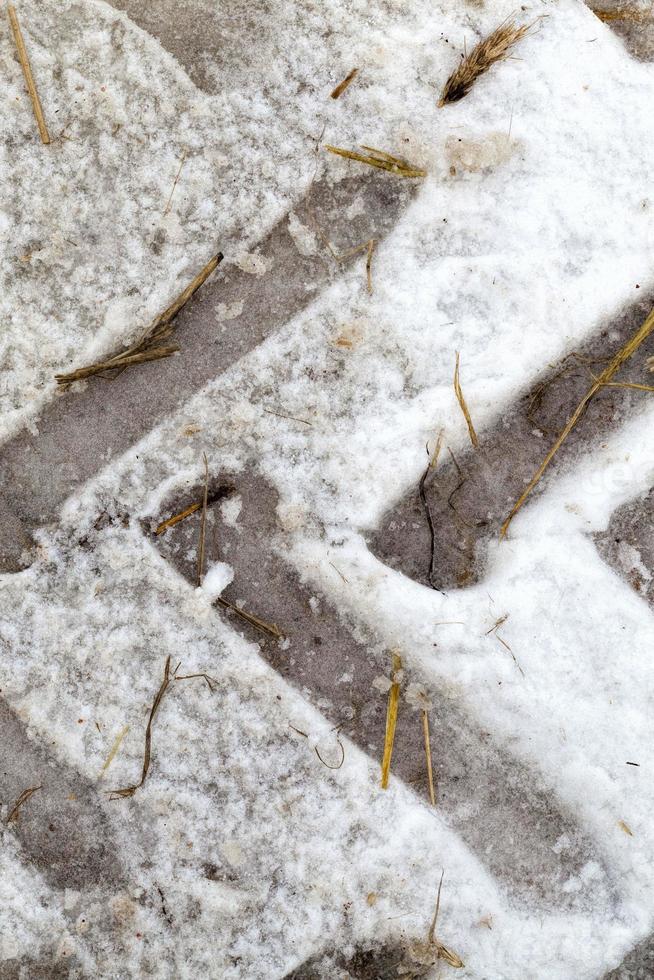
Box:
439;19;532;107
156;501;201;535
196;454;209;586
163;150;187;215
325;144;426;178
56;252;223;385
315;737;345;770
175;672;218;692
215;595;284;640
454;352;478;447
330;67;358;99
428;870;465;968
381;651;402;789
502;304;654;537
419;430;445;592
422;710;436;805
100;725;129;777
110;656;172;799
7;785;42;823
365;238;376;294
8;5;50;144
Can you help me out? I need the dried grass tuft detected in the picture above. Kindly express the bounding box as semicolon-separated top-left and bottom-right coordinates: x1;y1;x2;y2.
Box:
439;19;533;107
56;253;223;386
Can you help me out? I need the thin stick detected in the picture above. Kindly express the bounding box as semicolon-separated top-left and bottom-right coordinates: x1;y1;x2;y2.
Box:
422;710;436;805
109;656;172;799
196;454;209;586
100;725;129;777
502;304;654;537
8;5;50;144
7;784;42;823
453;352;478;447
156;501;201;535
381;651;402;789
330;67;359;99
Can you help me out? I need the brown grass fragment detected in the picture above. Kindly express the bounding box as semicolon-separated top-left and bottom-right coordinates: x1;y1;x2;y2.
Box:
8;5;50;144
590;6;649;23
155;501;201;535
381;651;402;789
56;253;223;385
99;724;129;777
454;352;478;448
7;784;41;823
427;871;465;968
175;671;218;692
163;150;187;216
215;595;284;640
618;819;634;836
196;454;209;586
439;19;533;107
315;735;345;770
502;304;654;537
325;144;426;178
422;710;436;806
330;67;359;99
109;656;172;799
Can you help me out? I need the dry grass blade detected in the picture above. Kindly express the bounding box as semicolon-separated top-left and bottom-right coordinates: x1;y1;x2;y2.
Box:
330;67;359;99
428;870;465;968
439;19;533;107
196;454;209;587
175;671;219;692
419;430;445;592
8;5;50;144
99;724;129;777
422;710;436;806
365;238;376;294
56;252;223;385
315;735;345;770
216;595;284;640
325;144;426;178
7;784;42;823
453;352;478;447
163;150;187;216
502;304;654;537
381;651;402;789
109;656;172;799
155;501;201;535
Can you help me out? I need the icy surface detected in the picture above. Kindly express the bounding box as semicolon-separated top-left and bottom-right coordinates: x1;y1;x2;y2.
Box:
2;0;654;977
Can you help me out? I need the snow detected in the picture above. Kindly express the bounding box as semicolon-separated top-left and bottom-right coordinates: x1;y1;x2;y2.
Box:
2;0;654;976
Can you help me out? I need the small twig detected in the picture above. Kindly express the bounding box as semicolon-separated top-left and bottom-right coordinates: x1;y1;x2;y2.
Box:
196;454;209;586
502;304;654;537
453;352;478;447
8;5;50;144
381;651;402;789
418;431;445;593
330;67;359;99
7;785;42;823
99;724;129;777
422;710;436;805
155;501;201;535
215;596;284;640
109;656;172;799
